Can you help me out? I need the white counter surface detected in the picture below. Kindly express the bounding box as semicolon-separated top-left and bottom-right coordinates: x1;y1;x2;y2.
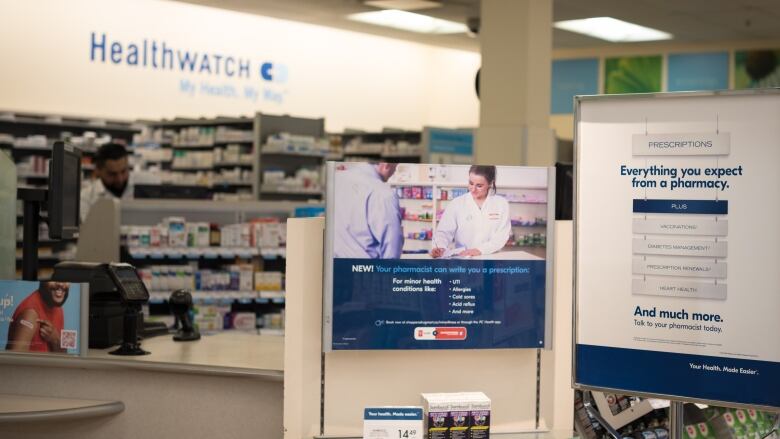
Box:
0;331;284;379
90;331;284;371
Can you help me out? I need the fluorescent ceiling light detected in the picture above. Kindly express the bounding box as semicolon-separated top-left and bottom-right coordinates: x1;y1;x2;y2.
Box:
554;17;672;42
347;9;468;34
364;0;442;11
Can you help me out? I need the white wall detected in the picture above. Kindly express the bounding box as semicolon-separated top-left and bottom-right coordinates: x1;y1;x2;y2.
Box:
0;0;480;132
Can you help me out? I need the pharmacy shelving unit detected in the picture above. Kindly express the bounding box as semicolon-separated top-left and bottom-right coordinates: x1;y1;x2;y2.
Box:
132;116;257;201
337;130;423;164
0;110;139;180
256;113;328;201
135;113;332;202
391;181;549;257
0;110;141;279
119;199;316;335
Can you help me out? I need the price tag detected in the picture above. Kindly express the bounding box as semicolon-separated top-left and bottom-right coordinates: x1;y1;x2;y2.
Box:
363;407;423;439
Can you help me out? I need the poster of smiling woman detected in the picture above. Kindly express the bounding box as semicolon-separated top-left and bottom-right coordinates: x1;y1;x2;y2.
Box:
0;280;83;355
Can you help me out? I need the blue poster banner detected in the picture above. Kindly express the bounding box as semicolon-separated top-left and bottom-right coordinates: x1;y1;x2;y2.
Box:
332;258;546;350
428;129;474;156
633;199;728;215
0;280;82;355
668;52;729;92
552;58;599;114
577;344;780;408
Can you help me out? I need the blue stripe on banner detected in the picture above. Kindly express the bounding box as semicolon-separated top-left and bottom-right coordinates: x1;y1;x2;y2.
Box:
428;129;474;155
364;408;423;420
576;344;780;408
633;199;728;214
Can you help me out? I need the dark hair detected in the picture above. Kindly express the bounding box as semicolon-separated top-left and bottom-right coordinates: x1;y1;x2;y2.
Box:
95;143;129;168
469;165;497;194
38;282;69;308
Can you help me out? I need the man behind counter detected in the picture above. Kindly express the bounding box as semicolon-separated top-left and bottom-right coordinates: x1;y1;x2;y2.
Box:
80;142;134;222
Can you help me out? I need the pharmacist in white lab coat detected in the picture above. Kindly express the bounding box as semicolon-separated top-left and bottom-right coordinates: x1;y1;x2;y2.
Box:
80;143;134;222
431;165;511;258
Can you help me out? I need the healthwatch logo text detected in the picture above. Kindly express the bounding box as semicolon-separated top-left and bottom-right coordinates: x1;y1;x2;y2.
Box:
89;32;287;82
88;32;288;103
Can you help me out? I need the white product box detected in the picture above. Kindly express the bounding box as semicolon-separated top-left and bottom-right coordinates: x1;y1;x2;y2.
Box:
422;394;450;439
167;217;188;247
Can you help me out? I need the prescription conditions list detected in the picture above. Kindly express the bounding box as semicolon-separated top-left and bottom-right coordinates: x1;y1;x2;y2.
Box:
330;259;547;350
629;132;731;301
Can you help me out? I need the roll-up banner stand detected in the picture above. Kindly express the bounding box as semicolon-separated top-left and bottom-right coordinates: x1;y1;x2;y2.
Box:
323;162;555;352
574;89;780;411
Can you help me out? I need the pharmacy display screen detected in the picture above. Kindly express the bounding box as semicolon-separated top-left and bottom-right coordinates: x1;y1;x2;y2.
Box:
323;162;555;351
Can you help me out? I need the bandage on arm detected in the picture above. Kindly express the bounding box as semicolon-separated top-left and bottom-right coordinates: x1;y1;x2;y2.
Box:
6;309;39;351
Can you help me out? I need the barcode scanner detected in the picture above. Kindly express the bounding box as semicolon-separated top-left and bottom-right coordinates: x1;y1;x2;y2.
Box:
170;290;200;342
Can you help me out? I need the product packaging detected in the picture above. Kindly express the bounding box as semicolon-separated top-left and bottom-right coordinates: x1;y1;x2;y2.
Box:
278;221;287;246
186;222;199;247
197;222;210;247
167;217;187;247
252;219;282;248
194;305;224;331
449;399;470;439
465;393;491;439
422;392;490;439
209;223;221;246
231;312;257;331
239;266;254;291
254;271;283;290
149;226;161;247
240;223;251;247
422;394;450;439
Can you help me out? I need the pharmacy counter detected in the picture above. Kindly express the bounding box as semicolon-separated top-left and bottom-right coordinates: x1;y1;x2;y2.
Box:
0;332;285;438
0;394;124;423
88;331;284;378
0;331;283;379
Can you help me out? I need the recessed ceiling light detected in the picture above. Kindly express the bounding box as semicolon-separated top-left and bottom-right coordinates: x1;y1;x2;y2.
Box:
364;0;442;11
347;10;468;34
554;17;672;42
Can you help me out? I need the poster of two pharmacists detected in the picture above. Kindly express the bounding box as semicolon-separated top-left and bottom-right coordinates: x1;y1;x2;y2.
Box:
323;161;556;351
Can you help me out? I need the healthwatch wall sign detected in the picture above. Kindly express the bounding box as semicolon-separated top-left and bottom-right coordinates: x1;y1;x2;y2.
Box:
88;32;289;104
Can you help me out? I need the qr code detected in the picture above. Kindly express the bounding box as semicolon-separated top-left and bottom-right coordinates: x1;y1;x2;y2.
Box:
60;330;78;350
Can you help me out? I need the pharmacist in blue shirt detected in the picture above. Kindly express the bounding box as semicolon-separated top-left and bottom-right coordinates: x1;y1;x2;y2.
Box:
431;165;511;258
333;162;404;259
